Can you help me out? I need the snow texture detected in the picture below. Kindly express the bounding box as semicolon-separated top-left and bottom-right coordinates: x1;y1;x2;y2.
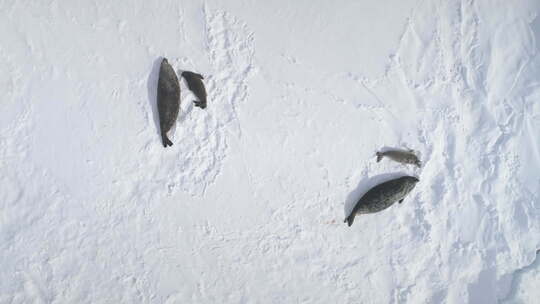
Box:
1;0;539;303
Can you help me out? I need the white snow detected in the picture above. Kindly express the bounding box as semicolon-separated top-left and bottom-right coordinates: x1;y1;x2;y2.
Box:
501;250;540;304
1;0;539;303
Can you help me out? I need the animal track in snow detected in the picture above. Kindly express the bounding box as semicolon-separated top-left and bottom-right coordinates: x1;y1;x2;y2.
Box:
204;8;255;138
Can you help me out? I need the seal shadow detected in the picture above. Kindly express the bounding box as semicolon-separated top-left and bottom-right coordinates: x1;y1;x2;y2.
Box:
344;171;412;218
147;57;163;137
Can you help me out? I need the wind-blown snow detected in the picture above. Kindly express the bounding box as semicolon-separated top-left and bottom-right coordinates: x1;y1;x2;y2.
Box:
501;250;540;304
1;0;539;303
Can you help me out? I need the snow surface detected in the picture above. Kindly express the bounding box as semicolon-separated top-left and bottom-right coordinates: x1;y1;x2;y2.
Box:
1;0;540;303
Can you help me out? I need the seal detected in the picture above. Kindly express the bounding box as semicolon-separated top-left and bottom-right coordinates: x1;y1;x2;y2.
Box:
376;149;421;167
181;71;207;109
157;58;181;147
344;176;419;226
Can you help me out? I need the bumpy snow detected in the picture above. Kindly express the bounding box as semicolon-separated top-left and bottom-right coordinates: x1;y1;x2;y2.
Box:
1;0;539;303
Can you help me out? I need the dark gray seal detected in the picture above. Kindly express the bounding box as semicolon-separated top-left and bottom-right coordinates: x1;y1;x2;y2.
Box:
181;71;207;109
344;176;419;226
376;149;421;167
157;58;181;147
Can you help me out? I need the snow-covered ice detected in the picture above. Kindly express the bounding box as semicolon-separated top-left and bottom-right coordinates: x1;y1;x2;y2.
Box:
1;0;539;303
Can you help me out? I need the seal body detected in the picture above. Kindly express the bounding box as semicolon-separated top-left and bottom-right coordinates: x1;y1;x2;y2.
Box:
181;71;207;109
376;149;421;167
345;176;419;226
157;58;181;147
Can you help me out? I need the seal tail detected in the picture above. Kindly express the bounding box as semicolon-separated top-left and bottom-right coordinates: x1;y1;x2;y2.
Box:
376;152;384;162
344;213;356;227
162;134;173;147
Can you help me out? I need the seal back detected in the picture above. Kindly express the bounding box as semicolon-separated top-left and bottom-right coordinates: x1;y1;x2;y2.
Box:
157;58;181;147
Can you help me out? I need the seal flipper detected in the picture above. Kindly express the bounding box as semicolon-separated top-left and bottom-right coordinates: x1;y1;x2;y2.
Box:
195;73;204;79
162;134;173;147
399;199;404;204
344;213;356;226
194;100;206;109
376;152;384;162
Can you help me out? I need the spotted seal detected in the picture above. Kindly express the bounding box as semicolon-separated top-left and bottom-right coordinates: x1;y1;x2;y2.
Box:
157;58;181;147
376;149;421;167
345;176;419;226
181;71;207;109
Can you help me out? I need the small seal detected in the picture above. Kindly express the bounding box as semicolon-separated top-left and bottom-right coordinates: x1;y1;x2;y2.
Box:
157;58;181;147
181;71;207;109
344;176;419;226
376;149;421;167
